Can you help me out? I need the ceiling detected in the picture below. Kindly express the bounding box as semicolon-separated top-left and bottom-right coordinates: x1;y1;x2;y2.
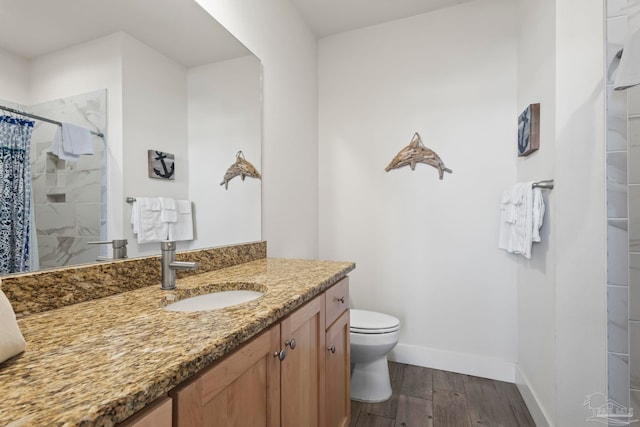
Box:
288;0;476;38
1;0;476;66
0;0;251;67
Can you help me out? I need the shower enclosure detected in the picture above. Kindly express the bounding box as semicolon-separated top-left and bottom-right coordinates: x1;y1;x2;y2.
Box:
606;0;640;411
0;89;107;272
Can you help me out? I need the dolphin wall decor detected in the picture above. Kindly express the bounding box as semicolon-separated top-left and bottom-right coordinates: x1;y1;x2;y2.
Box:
385;132;452;180
220;151;261;190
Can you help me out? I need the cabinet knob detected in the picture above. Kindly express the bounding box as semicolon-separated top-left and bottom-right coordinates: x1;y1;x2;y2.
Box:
328;345;336;354
285;339;297;350
273;349;287;361
336;296;345;304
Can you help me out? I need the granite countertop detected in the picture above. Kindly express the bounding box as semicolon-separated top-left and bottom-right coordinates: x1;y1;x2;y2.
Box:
0;258;355;427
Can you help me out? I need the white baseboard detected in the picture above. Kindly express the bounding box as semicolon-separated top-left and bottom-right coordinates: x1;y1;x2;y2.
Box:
515;365;553;427
388;343;516;383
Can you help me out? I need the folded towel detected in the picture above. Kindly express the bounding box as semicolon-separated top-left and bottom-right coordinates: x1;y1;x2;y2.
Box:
62;123;93;155
168;200;194;241
498;182;545;259
177;199;192;214
615;28;640;90
500;190;518;224
159;197;177;223
159;197;176;210
0;288;26;364
49;123;94;162
50;127;79;161
131;197;168;243
532;187;545;243
130;197;161;234
499;182;531;257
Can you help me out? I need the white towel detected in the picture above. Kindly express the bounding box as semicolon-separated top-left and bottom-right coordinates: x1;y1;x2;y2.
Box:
498;182;545;259
614;28;640;90
0;288;26;364
131;200;139;235
168;200;194;241
49;123;93;162
131;197;167;243
531;188;545;243
177;199;192;214
62;123;93;155
500;188;521;224
159;197;178;223
50;127;79;161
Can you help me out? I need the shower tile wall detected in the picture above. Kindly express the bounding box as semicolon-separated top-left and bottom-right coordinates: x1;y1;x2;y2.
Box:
607;0;640;416
28;90;106;268
607;1;630;412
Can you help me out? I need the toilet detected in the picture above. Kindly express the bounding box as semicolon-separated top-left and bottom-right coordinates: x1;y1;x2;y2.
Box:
350;309;401;402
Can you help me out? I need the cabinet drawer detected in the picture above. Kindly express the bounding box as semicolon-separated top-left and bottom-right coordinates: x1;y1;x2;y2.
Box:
325;277;349;329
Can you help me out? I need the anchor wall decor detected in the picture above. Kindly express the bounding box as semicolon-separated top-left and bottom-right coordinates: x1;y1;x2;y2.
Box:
148;150;175;180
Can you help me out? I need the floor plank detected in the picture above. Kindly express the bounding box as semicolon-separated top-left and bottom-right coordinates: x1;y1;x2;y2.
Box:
432;389;471;427
464;375;516;427
350;363;534;427
355;412;396;427
432;369;465;394
350;400;365;427
361;394;399;419
395;395;433;427
493;380;537;427
389;361;403;381
396;364;433;400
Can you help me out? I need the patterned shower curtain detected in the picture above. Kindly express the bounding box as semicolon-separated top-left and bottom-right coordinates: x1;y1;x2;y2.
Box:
0;115;34;274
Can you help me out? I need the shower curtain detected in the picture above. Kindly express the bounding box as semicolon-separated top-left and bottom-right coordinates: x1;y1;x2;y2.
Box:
0;115;34;274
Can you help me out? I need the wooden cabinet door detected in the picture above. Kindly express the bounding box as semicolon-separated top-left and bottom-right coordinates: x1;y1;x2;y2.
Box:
279;294;326;427
171;324;280;427
325;309;350;427
119;396;172;427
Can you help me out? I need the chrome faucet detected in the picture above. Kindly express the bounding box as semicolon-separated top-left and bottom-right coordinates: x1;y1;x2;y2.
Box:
160;241;199;290
89;239;128;260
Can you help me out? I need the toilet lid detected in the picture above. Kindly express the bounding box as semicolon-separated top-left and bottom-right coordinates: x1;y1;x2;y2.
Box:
350;309;400;334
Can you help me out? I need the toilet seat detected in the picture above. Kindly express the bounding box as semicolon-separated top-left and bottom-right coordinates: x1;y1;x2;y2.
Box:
350;309;400;334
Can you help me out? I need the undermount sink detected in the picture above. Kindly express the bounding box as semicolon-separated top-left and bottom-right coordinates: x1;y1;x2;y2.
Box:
164;289;264;312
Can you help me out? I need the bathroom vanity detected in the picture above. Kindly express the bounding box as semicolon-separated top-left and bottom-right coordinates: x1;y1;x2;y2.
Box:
0;242;354;426
169;276;350;427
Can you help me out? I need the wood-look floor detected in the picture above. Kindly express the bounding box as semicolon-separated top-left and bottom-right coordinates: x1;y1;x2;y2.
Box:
350;362;536;427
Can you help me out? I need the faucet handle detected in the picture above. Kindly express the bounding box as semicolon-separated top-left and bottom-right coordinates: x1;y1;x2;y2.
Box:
88;239;128;247
88;239;128;259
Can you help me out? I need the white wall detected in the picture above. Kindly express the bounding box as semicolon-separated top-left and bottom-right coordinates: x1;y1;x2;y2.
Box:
187;55;262;248
0;48;29;105
516;1;607;425
318;0;518;381
554;1;606;424
29;33;124;257
515;0;557;423
120;34;189;257
194;0;319;259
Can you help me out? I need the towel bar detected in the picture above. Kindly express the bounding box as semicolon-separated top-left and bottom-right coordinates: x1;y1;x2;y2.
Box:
532;180;554;189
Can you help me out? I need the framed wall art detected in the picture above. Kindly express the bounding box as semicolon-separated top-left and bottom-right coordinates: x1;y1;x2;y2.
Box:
517;103;540;157
148;150;175;180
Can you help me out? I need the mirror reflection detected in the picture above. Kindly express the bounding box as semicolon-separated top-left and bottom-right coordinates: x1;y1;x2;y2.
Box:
0;0;262;274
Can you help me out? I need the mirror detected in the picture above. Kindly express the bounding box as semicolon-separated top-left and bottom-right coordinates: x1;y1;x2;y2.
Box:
0;0;262;273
